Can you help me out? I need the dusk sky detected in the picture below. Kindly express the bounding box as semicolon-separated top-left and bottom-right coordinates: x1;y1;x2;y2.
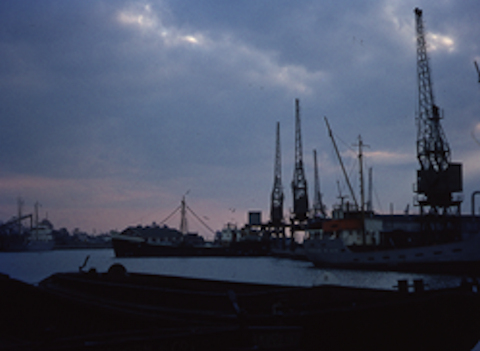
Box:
0;1;479;238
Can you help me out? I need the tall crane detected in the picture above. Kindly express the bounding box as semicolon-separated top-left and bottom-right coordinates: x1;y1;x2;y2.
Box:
291;99;309;222
270;122;284;226
414;8;462;223
312;149;326;217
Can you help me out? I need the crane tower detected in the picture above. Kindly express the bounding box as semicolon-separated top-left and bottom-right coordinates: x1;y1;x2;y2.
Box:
270;122;284;226
312;149;326;217
291;99;309;222
414;8;462;221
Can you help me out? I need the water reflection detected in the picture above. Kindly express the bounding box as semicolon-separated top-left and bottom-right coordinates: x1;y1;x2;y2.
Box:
0;249;463;290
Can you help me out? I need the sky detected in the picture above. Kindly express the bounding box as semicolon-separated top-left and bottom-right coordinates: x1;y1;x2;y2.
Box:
0;0;479;238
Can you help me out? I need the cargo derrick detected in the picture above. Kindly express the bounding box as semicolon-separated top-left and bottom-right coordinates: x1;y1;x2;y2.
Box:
291;99;309;232
414;8;462;238
270;122;285;238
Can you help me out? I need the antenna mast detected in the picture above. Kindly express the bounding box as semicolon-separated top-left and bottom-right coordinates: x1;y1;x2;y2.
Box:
291;99;309;221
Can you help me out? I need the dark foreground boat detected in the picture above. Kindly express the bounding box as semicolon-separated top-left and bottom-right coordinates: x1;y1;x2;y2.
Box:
2;264;479;350
0;269;300;351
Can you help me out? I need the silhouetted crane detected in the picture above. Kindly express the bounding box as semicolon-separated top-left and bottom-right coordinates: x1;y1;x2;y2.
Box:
414;8;462;230
312;149;326;217
270;122;284;226
291;99;309;222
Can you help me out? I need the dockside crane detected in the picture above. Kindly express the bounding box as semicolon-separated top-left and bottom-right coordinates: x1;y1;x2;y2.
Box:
270;122;284;228
312;149;327;218
291;99;309;223
414;8;462;232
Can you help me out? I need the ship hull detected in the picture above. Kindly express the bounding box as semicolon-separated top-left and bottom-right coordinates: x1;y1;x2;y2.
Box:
0;235;54;252
25;240;55;251
304;233;480;275
112;235;226;257
112;235;270;258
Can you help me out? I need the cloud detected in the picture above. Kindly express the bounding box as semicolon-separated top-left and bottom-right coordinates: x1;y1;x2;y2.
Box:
116;1;326;95
365;150;412;165
0;0;479;233
428;33;455;53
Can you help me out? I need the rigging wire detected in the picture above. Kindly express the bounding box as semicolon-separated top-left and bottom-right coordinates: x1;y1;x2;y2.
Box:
159;201;216;236
159;205;182;225
332;129;359;195
327;133;355;203
325;117;358;207
186;205;216;235
373;185;384;213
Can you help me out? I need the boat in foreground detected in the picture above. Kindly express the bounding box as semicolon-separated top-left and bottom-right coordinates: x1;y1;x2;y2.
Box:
8;264;477;350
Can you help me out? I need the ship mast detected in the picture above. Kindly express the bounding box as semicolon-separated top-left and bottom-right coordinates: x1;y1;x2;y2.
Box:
179;196;188;235
354;135;369;214
353;135;369;244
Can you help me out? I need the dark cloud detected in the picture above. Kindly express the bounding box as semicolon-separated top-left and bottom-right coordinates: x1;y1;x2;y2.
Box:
0;0;478;232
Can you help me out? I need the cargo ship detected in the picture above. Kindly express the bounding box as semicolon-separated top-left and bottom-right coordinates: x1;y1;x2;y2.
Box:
0;202;54;252
303;202;480;275
304;8;480;275
112;198;269;257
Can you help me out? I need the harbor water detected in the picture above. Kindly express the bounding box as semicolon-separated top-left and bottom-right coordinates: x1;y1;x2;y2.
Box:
2;249;480;350
0;248;468;289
